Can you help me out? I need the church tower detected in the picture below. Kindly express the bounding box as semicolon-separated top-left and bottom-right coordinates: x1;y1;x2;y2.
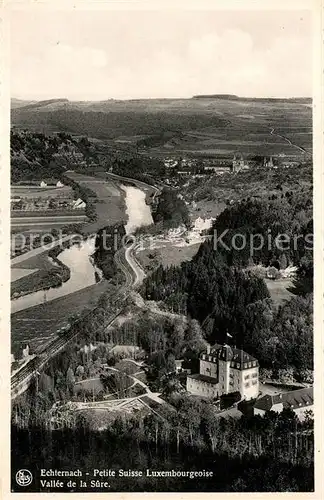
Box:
268;156;274;169
232;154;240;173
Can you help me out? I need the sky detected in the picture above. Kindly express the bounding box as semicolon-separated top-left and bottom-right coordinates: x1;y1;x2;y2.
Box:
10;9;312;100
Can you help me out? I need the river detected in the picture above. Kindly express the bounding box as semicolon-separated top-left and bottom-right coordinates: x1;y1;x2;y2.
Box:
11;185;153;313
11;238;100;314
122;185;153;234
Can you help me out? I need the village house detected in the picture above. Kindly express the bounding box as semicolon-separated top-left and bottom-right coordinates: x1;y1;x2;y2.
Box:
72;197;86;209
187;344;259;400
39;179;64;188
11;343;32;366
253;387;313;421
204;165;232;175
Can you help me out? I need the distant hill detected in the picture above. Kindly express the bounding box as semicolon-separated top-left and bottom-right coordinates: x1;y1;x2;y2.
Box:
192;94;312;104
10;96;312;147
193;94;239;100
14;98;70;112
11;98;37;109
10;129;99;183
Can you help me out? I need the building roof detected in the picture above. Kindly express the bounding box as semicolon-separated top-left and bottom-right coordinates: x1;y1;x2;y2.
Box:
188;373;219;385
215;406;243;419
254;387;313;412
202;344;258;370
41;178;60;185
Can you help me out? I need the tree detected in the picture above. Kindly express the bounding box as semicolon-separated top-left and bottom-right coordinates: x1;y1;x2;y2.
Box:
75;365;85;379
279;253;288;269
290;257;313;296
66;367;75;392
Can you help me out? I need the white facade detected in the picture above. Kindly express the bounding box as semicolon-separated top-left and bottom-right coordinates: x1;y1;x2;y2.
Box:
187;346;259;400
192;217;215;233
242;367;259;399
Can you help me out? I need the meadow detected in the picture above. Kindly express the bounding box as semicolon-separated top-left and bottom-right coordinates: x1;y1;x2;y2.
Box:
265;278;294;308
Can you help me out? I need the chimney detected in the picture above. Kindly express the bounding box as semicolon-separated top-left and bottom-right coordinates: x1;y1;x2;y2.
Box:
206;344;211;355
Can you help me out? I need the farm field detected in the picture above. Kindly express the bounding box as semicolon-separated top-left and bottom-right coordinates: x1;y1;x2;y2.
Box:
65;171;126;233
11;210;85;218
147;121;311;158
11;214;87;232
11;184;85;231
11;185;73;199
66;173;121;197
11;268;38;282
11;279;114;356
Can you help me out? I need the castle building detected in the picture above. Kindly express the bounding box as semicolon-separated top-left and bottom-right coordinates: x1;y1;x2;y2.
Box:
232;154;249;173
186;344;259;401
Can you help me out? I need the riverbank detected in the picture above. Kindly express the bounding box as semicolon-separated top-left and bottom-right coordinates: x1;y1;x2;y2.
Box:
11;237;99;314
11;247;71;300
122;184;154;234
106;172;159;205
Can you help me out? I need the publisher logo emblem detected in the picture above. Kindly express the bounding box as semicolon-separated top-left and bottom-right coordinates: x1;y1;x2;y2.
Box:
16;469;33;487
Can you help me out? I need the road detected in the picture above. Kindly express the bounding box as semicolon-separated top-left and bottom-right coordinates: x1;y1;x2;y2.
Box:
106;172;160;195
125;245;146;286
106;172;161;202
269;127;306;153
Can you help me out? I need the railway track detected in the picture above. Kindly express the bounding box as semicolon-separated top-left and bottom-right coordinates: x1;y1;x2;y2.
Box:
11;246;137;398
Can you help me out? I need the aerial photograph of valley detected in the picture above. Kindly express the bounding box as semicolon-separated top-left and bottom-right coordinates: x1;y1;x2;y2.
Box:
9;4;314;494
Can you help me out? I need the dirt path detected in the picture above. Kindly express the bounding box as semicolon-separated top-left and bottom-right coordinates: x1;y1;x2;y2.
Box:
269;127;306;153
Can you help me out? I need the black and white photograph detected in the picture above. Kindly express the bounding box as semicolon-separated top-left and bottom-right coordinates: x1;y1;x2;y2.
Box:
6;0;319;494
